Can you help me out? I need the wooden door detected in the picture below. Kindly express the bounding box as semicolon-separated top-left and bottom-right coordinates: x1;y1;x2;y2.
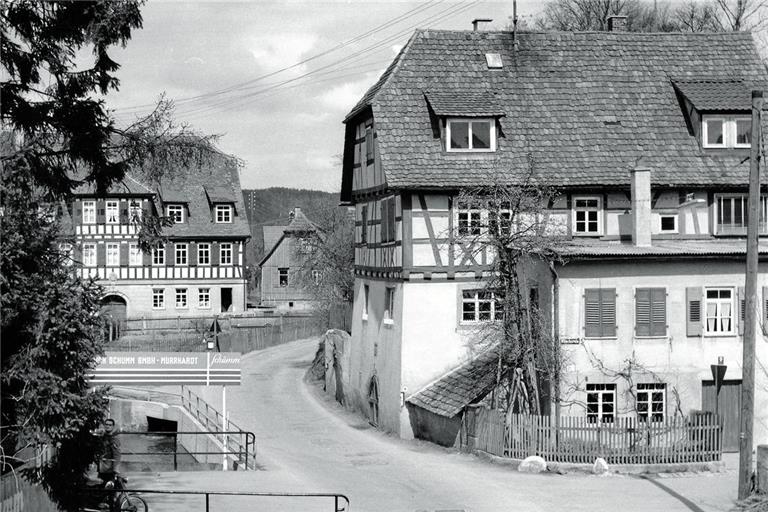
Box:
701;379;742;452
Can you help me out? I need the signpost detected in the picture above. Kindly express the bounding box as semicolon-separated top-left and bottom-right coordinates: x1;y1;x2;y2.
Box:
89;352;241;386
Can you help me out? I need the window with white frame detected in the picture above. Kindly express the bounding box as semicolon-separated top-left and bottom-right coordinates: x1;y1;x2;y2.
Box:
220;243;233;265
175;288;188;308
446;119;495;152
82;201;96;224
659;214;678;233
128;200;142;222
703;115;751;148
586;383;616;423
704;288;734;334
637;383;666;422
215;204;233;223
461;290;503;322
197;243;210;265
384;287;395;322
198;288;210;308
715;194;768;235
457;201;482;236
152;288;164;309
106;243;120;266
60;243;73;266
129;243;142;266
573;196;602;234
106;201;119;224
175;243;188;266
152;245;165;266
278;268;289;287
166;204;184;224
82;243;96;267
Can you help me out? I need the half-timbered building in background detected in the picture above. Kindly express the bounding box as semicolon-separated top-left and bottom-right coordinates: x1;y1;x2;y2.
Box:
340;23;768;448
64;152;250;324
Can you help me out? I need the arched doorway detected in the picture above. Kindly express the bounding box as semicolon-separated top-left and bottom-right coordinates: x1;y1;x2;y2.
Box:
100;295;127;341
367;376;379;427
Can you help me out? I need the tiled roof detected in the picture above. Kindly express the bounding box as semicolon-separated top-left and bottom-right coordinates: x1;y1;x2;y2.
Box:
283;209;317;233
345;30;767;190
262;226;285;254
558;238;768;258
205;184;238;203
425;90;505;117
673;79;758;111
406;346;499;418
73;152;250;240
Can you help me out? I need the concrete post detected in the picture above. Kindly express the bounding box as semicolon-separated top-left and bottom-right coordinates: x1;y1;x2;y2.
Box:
758;445;768;493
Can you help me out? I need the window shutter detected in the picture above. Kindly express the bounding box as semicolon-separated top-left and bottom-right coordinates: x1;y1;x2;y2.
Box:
650;288;666;336
167;242;175;266
120;205;129;224
585;289;602;338
601;288;616;337
75;206;82;224
389;197;396;241
96;244;105;267
96;201;106;224
381;200;389;242
763;287;768;336
635;288;651;337
120;244;129;267
143;247;151;266
189;242;197;266
212;243;219;266
686;287;703;336
73;244;82;266
738;286;746;336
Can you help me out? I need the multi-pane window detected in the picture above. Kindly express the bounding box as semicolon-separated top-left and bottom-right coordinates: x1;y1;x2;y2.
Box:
584;288;616;338
198;288;210;308
128;200;142;222
152;288;164;309
703;116;751;148
215;205;232;223
129;243;142;266
637;383;666;422
447;119;495;151
82;201;96;224
175;243;188;266
705;288;734;334
106;243;120;266
106;201;119;224
461;290;503;322
197;243;210;265
586;383;616;423
220;243;232;265
457;202;482;236
152;245;165;266
573;196;601;234
715;195;768;235
82;243;96;267
278;268;289;287
384;287;395;322
635;288;666;337
166;204;184;224
659;214;677;233
175;288;187;308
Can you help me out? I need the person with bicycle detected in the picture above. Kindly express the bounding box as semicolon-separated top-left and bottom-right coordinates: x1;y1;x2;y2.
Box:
97;418;122;484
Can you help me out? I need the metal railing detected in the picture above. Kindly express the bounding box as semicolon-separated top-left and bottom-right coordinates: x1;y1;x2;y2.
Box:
119;431;256;471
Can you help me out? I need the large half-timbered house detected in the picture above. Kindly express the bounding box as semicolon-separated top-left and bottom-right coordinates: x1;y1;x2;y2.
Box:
340;24;768;447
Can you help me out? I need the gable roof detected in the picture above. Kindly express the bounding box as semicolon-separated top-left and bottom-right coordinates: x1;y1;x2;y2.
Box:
343;30;767;194
406;346;499;418
258;209;319;266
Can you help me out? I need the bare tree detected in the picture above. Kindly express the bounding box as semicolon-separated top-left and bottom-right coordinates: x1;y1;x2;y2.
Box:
713;0;768;31
535;0;638;31
674;1;722;31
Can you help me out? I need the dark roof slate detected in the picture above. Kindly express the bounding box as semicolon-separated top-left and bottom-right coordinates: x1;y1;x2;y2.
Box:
559;238;768;258
283;209;317;233
673;79;758;111
406;346;499;418
425;90;505;117
345;30;767;190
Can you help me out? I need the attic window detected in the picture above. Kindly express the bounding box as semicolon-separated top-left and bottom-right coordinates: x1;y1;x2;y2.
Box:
702;115;750;148
166;204;184;223
485;53;502;69
215;204;233;223
447;118;496;152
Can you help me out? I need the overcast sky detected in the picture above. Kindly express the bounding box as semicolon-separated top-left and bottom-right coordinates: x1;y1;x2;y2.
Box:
106;1;542;192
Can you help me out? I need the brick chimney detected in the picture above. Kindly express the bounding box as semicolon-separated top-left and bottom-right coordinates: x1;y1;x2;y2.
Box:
630;167;652;247
607;15;628;31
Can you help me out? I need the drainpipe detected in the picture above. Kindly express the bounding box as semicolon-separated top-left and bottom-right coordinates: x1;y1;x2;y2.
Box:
548;261;560;421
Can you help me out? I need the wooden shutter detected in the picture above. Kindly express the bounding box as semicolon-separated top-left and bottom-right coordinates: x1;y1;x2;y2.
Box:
585;289;602;338
738;286;746;335
167;242;175;266
388;197;396;241
650;288;666;336
143;247;151;266
96;244;105;267
212;242;219;266
600;289;616;337
361;206;368;244
120;204;129;224
74;203;82;224
119;244;129;267
96;200;106;224
189;242;197;266
635;288;651;337
381;200;389;243
686;287;703;336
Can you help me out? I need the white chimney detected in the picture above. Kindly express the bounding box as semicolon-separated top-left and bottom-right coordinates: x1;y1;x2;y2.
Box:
630;167;652;247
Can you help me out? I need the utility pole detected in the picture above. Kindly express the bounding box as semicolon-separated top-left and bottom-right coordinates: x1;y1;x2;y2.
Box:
739;89;762;500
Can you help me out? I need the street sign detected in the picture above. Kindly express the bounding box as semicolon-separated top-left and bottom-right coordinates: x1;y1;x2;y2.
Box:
89;352;241;386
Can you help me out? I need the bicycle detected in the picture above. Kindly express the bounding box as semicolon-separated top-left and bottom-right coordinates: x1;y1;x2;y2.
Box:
79;474;148;512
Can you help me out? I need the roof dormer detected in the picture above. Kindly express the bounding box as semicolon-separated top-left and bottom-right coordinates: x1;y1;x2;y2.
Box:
425;91;505;153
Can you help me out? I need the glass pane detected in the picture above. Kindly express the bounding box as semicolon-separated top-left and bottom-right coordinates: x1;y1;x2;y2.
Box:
736;119;751;145
660;216;676;231
450;122;469;149
471;122;491;149
707;120;724;145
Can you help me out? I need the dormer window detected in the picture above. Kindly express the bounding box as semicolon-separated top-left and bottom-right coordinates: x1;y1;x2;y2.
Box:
166;204;184;224
446;119;496;152
215;204;233;223
702;115;751;148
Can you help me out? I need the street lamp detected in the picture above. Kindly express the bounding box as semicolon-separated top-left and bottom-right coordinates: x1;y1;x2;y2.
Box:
710;356;727;423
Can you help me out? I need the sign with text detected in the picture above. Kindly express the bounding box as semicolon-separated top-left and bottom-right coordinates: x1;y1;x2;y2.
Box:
89;352;241;386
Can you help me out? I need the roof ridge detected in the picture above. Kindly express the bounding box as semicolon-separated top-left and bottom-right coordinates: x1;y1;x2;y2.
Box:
123;173;155;194
418;28;754;37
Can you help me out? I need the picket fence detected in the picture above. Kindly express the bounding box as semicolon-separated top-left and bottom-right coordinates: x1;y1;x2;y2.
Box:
463;406;721;464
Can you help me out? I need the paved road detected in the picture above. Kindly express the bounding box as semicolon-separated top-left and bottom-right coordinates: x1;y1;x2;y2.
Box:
131;338;738;512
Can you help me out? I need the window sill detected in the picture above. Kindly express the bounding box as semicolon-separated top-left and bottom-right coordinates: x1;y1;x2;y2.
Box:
702;333;738;338
583;336;618;341
633;336;669;341
383;318;394;327
572;233;602;237
362;314;368;322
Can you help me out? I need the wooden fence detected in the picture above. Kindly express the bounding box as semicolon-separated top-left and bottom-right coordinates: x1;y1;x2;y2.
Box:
462;406;721;464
